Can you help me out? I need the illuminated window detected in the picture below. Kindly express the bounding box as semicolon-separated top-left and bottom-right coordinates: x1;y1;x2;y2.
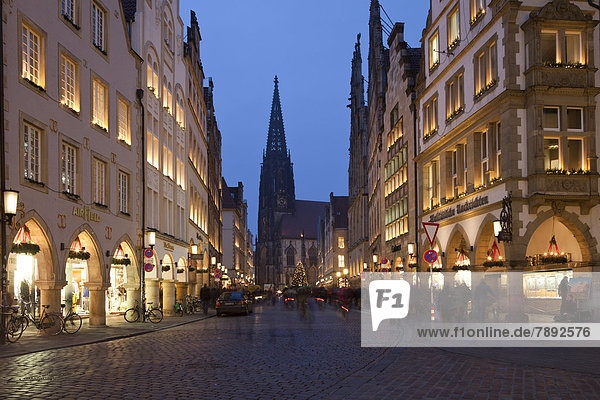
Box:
446;72;464;119
543;138;560;170
428;31;439;70
146;54;159;97
481;130;489;186
60;55;78;111
118;98;130;144
475;41;497;95
541;31;558;64
495;122;501;179
92;79;107;130
338;237;345;249
470;0;485;23
423;161;439;210
565;32;582;64
22;24;43;87
423;97;438;138
448;8;460;49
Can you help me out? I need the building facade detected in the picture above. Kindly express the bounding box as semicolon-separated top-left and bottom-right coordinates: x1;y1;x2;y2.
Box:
413;0;600;304
221;179;248;288
347;34;370;288
380;23;421;274
4;0;142;326
317;194;349;287
127;0;210;315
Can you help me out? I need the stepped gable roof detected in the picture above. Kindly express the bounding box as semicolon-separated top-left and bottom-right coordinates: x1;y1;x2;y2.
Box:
280;200;327;239
331;196;349;228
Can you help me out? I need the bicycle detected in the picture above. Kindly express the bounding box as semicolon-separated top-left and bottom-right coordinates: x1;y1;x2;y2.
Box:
61;304;82;334
15;302;62;336
184;296;195;315
124;300;163;323
4;306;24;343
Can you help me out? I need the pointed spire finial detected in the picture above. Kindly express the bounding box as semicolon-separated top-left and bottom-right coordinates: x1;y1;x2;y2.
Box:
265;76;287;157
274;75;278;85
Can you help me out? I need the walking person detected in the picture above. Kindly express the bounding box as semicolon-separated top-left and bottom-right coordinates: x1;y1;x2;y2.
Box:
200;284;210;315
558;276;570;314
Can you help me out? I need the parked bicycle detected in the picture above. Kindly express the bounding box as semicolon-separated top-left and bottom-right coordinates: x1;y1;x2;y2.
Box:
184;295;195;315
11;302;62;337
4;306;24;343
61;304;82;334
124;300;163;323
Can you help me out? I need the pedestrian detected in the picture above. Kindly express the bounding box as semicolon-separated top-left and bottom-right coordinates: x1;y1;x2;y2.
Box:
558;276;570;314
200;284;210;315
471;279;495;322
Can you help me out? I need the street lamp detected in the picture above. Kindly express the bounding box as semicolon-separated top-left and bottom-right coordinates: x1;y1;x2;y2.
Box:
3;189;19;224
407;243;415;257
0;189;19;344
494;193;513;242
147;230;156;248
336;271;341;287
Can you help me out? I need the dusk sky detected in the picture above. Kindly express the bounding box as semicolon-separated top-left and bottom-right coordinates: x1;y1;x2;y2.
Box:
179;1;429;235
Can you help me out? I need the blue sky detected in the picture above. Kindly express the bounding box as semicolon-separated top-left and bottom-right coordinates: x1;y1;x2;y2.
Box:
179;1;429;235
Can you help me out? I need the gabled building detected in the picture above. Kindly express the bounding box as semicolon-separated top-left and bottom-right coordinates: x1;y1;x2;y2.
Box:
317;194;349;287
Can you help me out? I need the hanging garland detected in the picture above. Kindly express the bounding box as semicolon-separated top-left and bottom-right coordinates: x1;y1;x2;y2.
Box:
162;265;170;272
69;250;91;260
11;242;40;255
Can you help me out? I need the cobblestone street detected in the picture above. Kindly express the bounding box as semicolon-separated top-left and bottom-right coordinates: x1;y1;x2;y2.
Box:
1;303;600;399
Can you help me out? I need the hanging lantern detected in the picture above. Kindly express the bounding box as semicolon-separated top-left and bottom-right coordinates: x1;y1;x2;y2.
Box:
453;248;470;271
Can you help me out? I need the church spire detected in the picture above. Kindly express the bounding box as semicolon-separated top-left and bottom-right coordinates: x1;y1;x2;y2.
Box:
266;76;287;157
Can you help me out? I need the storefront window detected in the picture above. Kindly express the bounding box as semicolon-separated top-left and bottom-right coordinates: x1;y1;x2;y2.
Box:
107;265;127;312
523;270;573;298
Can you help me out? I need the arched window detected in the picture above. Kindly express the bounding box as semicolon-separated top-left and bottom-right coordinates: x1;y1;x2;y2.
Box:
286;247;295;266
163;12;173;49
176;92;184;127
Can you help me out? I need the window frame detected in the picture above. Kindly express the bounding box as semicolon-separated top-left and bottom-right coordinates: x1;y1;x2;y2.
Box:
91;76;109;132
542;106;561;131
23;122;41;183
118;170;130;215
61;141;78;195
117;96;131;145
20;20;45;90
428;30;440;71
541;30;559;64
543;137;561;171
566;107;584;132
447;6;460;50
92;157;107;206
59;52;80;113
91;1;107;54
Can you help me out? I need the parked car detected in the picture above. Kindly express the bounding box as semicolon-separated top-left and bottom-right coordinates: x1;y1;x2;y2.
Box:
216;292;253;316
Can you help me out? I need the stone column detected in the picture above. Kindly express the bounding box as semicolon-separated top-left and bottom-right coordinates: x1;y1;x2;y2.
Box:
87;283;109;327
195;277;202;297
175;281;188;301
145;279;160;309
36;280;66;316
162;280;176;316
124;283;140;310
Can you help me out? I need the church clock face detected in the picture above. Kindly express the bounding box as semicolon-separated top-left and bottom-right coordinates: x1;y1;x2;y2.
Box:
277;196;287;208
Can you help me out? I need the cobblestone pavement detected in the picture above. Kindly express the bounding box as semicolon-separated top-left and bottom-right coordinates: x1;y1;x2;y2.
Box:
0;303;599;399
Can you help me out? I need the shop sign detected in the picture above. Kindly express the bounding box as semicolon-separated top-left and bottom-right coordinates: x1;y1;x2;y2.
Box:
163;242;175;251
428;196;489;222
72;206;101;222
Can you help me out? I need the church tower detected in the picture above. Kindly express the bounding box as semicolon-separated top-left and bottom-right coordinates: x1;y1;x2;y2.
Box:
257;76;296;284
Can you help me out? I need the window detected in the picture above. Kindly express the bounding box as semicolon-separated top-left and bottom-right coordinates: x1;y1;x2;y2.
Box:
543;107;559;130
338;255;345;269
61;0;76;23
470;0;485;23
481;131;489;186
446;72;464;119
565;32;582;64
423;97;438;138
92;158;106;205
92;2;105;51
118;99;130;144
176;94;184;128
163;13;173;49
385;197;408;241
92;79;107;130
495;122;501;179
146;55;159;98
286;248;295;266
21;24;43;87
448;8;460;49
475;41;497;96
61;142;77;194
452;149;458;196
60;55;78;112
567;107;583;131
543;138;560;170
338;237;345;249
162;79;172;112
118;171;129;214
429;31;439;70
23;123;40;182
567;138;584;171
423;161;439;210
463;144;468;193
541;31;558;64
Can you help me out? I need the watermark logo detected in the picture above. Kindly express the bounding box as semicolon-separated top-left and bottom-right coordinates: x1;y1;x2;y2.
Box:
369;279;410;331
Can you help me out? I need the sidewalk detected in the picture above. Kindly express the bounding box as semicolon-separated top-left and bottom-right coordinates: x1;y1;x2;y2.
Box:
0;311;215;359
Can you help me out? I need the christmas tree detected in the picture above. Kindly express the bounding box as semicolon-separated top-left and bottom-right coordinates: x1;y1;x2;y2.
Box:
291;261;308;287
